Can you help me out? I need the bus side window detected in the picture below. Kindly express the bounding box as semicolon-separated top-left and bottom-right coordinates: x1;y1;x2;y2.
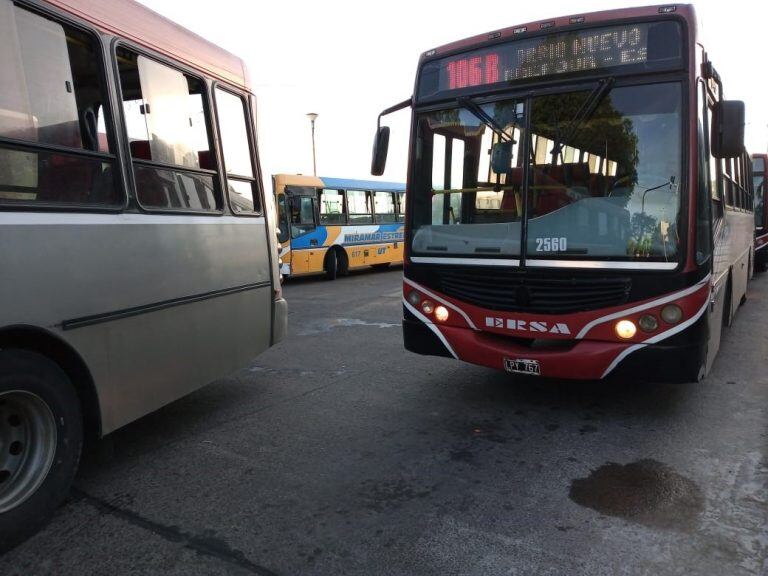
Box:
215;88;260;215
704;97;723;219
319;188;345;224
290;196;316;237
117;47;220;212
374;191;396;223
347;189;373;224
696;81;712;265
0;1;120;206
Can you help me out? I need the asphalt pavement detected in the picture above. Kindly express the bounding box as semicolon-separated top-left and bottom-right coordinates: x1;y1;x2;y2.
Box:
1;266;766;575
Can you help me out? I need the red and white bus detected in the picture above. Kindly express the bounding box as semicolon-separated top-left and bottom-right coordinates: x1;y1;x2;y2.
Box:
752;153;767;271
372;4;752;382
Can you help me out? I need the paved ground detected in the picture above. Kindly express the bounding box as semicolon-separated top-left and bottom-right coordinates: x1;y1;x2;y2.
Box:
1;267;767;575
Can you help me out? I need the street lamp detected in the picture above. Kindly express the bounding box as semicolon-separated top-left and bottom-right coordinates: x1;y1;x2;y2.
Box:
306;112;318;176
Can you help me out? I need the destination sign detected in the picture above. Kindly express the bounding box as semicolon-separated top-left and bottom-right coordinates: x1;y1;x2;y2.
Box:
417;21;682;100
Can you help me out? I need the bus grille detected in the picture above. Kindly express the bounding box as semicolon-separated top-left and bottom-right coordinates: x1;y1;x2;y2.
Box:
434;268;632;314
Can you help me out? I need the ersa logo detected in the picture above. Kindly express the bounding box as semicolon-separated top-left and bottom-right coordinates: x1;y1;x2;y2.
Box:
485;317;571;335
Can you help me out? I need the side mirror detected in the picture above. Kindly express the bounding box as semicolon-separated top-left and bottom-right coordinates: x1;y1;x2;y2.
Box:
371;126;390;176
491;141;514;174
711;100;745;159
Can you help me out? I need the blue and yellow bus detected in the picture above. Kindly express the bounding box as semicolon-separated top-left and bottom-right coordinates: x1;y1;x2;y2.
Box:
274;175;406;279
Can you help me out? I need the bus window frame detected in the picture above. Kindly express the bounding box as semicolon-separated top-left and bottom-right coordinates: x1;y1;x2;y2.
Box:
113;39;224;216
212;83;262;217
0;0;126;213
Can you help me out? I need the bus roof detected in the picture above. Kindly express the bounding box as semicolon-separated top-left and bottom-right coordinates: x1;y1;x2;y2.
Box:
320;177;406;192
420;3;695;62
45;0;250;91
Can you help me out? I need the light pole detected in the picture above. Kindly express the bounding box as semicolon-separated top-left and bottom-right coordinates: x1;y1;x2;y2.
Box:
306;112;318;176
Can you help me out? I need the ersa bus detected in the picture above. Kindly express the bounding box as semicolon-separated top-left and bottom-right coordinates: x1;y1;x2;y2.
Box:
0;0;286;549
752;154;768;271
274;174;406;280
372;4;752;382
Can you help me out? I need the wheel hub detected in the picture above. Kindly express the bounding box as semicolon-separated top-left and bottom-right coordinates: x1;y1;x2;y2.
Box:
0;391;57;513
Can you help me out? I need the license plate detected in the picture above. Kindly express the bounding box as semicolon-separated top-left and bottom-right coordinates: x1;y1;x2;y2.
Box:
504;358;541;376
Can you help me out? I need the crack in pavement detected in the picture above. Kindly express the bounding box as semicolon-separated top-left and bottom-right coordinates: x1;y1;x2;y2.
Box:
71;489;279;576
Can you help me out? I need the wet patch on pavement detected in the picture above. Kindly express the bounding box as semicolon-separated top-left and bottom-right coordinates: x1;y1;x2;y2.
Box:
569;459;705;531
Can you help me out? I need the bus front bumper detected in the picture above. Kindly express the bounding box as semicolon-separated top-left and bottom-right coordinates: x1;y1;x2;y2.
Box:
403;317;706;382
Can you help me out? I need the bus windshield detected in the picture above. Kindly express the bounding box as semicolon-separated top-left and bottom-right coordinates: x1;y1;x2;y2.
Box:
411;82;682;262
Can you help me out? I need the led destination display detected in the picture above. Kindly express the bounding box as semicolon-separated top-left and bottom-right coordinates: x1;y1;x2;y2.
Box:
418;21;682;100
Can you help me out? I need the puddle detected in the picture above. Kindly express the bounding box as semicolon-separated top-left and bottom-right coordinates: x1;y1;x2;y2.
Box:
297;318;399;336
569;459;704;531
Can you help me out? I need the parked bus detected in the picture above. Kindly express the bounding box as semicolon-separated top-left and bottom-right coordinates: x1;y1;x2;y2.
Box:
274;174;406;279
372;4;752;382
752;153;767;271
0;0;286;549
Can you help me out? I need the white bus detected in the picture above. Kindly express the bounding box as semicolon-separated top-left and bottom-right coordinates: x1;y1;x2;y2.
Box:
0;0;286;548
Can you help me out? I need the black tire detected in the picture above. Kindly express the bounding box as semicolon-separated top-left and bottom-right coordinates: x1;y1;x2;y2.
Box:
371;263;390;271
325;250;338;280
756;256;768;273
0;350;82;553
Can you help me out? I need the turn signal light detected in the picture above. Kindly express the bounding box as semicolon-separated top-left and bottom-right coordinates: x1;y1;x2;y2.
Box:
421;300;435;315
615;319;637;339
661;304;683;325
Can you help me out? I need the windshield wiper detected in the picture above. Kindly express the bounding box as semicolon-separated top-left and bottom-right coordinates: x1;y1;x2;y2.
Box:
457;97;515;142
551;77;615;160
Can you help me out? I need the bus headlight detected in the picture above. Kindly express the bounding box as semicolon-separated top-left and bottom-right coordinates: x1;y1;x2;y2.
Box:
638;314;658;333
421;300;435;315
661;304;683;325
434;305;449;322
615;319;637;339
407;291;421;306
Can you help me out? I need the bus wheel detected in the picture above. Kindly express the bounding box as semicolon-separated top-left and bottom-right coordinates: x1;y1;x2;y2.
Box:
0;350;82;553
325;250;339;280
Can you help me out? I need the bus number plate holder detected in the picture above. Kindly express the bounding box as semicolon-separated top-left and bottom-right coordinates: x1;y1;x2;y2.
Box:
504;358;541;376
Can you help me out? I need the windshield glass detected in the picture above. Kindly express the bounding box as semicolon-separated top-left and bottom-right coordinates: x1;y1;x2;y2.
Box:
410;82;683;263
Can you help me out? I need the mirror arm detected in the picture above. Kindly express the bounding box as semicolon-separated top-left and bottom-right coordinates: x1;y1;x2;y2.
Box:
377;97;413;130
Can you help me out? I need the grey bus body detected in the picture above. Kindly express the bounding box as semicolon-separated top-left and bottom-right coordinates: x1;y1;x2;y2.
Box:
0;0;286;548
0;212;283;434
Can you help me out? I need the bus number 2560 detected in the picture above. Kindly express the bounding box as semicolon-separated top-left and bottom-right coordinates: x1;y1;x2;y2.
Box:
535;237;567;252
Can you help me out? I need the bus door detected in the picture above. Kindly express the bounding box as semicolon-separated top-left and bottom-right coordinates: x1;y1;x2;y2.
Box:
286;187;318;274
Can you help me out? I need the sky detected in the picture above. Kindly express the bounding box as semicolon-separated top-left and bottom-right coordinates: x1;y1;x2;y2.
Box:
138;0;768;191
